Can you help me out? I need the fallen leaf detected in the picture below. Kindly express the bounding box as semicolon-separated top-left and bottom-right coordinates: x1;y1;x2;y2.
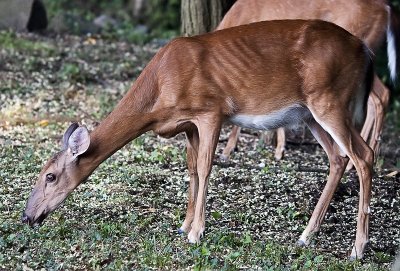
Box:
386;171;399;177
38;119;49;127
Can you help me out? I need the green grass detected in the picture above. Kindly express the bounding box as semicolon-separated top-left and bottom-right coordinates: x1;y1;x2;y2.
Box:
0;189;388;271
0;31;55;54
0;125;395;270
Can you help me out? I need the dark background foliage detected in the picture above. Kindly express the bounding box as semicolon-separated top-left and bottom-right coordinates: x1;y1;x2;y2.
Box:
40;0;400;102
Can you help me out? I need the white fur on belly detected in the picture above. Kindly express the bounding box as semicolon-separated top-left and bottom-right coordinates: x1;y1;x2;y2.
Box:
229;104;310;130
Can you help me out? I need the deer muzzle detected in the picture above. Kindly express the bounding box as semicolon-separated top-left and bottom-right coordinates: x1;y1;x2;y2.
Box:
21;209;48;227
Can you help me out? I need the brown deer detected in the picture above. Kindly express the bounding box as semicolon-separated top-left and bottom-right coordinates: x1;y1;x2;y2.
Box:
23;20;374;259
218;0;397;168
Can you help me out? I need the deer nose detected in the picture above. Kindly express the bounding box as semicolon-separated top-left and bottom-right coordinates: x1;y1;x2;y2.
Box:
21;212;31;225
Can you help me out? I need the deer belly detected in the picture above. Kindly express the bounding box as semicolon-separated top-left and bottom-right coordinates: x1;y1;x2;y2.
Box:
229;105;310;130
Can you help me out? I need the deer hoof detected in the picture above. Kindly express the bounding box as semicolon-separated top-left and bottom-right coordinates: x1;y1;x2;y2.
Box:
350;245;365;260
219;154;230;162
188;228;204;244
349;255;358;262
188;233;200;244
297;239;307;247
274;149;284;161
178;228;185;234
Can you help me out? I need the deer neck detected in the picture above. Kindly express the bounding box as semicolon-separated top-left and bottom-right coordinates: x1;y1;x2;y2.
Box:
79;55;162;175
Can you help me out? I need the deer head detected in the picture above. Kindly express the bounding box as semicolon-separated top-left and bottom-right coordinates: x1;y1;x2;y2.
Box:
22;123;90;226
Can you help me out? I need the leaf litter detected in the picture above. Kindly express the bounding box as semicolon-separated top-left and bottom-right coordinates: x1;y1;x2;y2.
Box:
0;31;399;270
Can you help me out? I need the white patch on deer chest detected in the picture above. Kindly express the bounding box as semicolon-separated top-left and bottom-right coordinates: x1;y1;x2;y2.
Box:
229;104;310;130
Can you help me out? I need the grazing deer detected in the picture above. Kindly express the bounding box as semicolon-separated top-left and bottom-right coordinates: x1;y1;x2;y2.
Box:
23;20;374;259
219;0;397;167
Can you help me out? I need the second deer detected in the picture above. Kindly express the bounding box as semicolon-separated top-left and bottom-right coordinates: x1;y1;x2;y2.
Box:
219;0;398;167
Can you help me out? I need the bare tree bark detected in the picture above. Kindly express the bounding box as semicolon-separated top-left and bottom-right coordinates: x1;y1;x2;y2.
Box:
181;0;236;36
209;0;223;31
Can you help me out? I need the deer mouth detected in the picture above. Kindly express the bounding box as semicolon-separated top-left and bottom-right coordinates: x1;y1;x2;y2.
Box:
23;192;70;227
32;211;49;227
22;210;49;227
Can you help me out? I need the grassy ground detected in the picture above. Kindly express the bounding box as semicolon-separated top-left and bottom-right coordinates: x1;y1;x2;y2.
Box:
1;30;399;270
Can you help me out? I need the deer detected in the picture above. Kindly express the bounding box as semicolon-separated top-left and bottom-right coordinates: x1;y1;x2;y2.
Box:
218;0;397;170
23;19;374;259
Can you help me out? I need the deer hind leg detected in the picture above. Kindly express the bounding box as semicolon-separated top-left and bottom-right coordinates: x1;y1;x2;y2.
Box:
259;130;274;146
179;129;200;234
311;109;373;260
259;128;285;160
360;96;375;144
274;127;286;160
367;76;389;158
188;117;221;243
347;75;388;170
298;119;348;246
221;126;241;161
346;94;375;171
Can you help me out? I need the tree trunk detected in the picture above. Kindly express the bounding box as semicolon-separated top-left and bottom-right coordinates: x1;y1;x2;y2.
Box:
181;0;236;36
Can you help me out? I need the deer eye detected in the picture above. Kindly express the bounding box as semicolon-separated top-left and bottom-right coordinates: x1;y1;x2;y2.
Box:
46;173;56;183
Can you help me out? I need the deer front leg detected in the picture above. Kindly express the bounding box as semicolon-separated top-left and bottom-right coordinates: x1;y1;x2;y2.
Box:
179;129;200;234
188;118;221;243
299;119;348;245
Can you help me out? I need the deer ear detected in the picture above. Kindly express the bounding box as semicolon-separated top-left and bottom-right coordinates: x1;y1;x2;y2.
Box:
62;123;79;150
67;126;90;157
